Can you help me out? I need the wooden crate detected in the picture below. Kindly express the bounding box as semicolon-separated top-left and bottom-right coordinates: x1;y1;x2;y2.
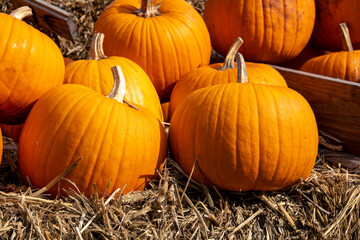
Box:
273;65;360;156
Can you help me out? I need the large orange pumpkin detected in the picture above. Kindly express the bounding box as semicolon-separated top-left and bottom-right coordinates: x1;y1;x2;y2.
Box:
203;0;315;64
0;7;65;124
18;66;168;197
301;23;360;82
311;0;360;51
170;54;318;191
64;33;163;121
94;0;211;102
169;38;287;118
0;124;23;143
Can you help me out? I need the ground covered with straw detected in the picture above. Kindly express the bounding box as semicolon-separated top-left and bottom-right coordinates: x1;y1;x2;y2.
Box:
1;0;360;239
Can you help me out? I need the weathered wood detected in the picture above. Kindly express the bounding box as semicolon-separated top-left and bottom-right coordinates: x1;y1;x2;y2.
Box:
272;65;360;156
11;0;77;41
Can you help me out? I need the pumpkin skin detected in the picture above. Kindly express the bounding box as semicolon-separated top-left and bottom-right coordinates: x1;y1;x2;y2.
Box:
169;38;287;119
203;0;315;64
170;83;318;191
0;7;65;124
64;33;163;121
0;124;23;143
18;68;168;197
161;102;170;123
94;0;211;102
311;0;360;51
64;57;74;65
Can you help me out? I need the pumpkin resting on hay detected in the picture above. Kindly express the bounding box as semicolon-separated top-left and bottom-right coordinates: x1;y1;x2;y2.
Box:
0;7;65;124
18;66;168;197
170;54;319;192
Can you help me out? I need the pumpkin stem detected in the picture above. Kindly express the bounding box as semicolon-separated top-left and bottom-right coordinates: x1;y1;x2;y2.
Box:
220;37;244;70
108;66;126;103
88;33;107;60
235;52;248;83
10;6;32;20
339;22;354;52
137;0;160;17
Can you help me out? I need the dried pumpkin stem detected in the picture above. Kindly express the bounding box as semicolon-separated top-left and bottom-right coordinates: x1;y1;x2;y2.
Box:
108;66;126;103
220;37;244;70
138;0;160;17
88;33;107;60
339;22;354;52
235;52;248;83
10;6;32;20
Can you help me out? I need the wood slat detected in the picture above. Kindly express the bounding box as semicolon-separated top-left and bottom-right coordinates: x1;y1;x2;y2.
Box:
11;0;77;41
272;65;360;156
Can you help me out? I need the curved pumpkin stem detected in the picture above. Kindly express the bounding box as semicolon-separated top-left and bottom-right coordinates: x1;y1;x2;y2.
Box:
10;6;32;20
235;52;248;83
339;22;354;52
220;37;244;70
88;33;107;60
137;0;160;17
108;66;126;103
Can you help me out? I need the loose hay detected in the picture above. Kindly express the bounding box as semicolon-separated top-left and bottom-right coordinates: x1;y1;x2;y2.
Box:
1;0;360;239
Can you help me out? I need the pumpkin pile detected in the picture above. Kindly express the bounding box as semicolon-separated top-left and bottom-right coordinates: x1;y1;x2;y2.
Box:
5;0;360;197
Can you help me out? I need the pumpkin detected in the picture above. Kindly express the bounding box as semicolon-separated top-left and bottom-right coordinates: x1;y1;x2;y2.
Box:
0;124;23;143
64;33;163;121
169;37;287;119
203;0;315;64
170;53;318;191
301;23;360;82
94;0;211;102
18;66;168;197
311;0;360;51
0;7;65;124
64;57;74;65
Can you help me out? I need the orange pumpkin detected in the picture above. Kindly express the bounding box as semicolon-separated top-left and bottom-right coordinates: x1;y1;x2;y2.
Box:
94;0;211;102
19;66;168;197
301;23;360;82
0;7;65;124
203;0;315;64
0;124;23;143
64;57;74;65
311;0;360;51
170;54;318;191
161;102;171;123
64;33;163;121
169;38;287;118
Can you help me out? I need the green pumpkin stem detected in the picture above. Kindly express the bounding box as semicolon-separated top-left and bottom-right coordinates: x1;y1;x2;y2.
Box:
108;66;126;103
220;37;244;70
235;52;248;83
138;0;160;17
339;22;354;52
10;6;32;20
88;33;107;60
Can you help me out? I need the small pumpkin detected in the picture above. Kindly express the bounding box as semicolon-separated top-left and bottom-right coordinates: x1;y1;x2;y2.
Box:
0;7;65;124
203;0;315;64
169;37;287;118
0;124;23;143
170;53;318;191
64;33;163;121
301;23;360;82
19;66;168;197
311;0;360;51
64;57;74;65
161;102;171;123
94;0;211;102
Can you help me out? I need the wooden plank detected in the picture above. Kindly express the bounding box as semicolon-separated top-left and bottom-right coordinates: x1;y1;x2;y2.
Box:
272;65;360;156
11;0;77;41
